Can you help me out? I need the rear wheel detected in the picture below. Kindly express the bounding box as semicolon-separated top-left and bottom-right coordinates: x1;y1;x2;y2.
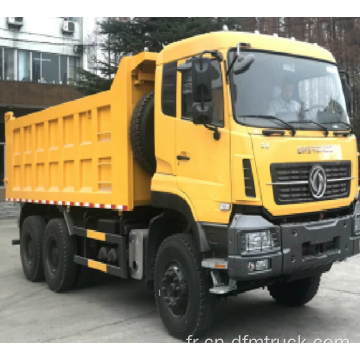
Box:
154;233;214;340
43;218;77;292
268;274;321;307
20;216;46;282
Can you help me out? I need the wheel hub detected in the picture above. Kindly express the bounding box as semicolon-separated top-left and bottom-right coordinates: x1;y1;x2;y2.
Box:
160;264;189;316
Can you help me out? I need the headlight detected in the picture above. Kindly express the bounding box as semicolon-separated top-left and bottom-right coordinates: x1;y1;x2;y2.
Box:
243;230;279;254
355;214;360;235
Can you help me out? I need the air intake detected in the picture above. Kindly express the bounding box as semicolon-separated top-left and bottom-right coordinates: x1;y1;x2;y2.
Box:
243;159;256;197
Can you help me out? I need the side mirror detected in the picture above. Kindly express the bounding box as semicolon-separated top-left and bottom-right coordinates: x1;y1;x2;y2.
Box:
177;61;192;73
192;56;212;103
340;71;351;115
233;54;255;75
192;103;214;125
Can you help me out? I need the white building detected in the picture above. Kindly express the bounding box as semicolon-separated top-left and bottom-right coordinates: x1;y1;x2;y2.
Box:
0;17;86;85
0;17;87;201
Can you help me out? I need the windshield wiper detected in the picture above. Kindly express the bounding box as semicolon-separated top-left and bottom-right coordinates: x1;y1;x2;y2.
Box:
242;115;296;136
289;120;329;137
329;122;353;133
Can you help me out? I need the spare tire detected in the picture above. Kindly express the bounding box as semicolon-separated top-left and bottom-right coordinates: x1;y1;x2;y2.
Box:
130;91;156;175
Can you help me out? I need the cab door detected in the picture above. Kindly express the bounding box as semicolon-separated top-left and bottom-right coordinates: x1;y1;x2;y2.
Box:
175;58;231;223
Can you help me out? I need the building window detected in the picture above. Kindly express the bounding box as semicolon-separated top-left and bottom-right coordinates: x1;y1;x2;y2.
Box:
18;50;31;82
32;52;41;83
42;53;59;84
4;48;15;81
68;56;79;85
0;48;79;85
60;55;68;85
0;48;3;80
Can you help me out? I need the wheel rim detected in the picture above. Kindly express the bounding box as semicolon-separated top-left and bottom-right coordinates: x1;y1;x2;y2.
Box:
24;234;34;266
160;262;189;317
47;237;59;276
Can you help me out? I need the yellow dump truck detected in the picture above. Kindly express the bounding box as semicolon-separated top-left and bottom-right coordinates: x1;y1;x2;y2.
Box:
5;31;360;340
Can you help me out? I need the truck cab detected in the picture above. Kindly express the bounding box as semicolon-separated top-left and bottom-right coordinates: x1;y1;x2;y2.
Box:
152;31;359;288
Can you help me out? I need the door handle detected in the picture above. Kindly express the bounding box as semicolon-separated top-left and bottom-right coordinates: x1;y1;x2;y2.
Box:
177;155;190;161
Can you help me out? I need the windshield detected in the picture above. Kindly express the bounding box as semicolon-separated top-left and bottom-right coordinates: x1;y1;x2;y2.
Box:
229;50;350;130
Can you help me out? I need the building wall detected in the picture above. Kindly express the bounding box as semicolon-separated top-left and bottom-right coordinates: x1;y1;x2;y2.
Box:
0;17;84;57
0;17;85;85
0;17;86;201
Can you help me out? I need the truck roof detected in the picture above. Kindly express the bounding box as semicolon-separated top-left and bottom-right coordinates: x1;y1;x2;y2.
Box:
157;31;336;65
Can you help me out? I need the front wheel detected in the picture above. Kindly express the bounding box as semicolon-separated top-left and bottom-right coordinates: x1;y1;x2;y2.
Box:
154;233;214;340
268;274;321;307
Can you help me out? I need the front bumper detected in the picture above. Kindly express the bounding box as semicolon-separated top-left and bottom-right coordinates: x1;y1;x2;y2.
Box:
228;207;360;281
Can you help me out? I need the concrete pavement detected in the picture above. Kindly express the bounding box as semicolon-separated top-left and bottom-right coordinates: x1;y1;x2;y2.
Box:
0;219;359;343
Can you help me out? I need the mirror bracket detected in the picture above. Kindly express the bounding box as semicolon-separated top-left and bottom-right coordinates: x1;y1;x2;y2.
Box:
199;50;223;63
204;123;221;140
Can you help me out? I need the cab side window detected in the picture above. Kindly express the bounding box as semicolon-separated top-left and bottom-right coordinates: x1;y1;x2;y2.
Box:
181;59;224;127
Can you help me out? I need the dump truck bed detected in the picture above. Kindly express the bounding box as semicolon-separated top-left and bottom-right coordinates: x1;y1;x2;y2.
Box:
5;52;157;211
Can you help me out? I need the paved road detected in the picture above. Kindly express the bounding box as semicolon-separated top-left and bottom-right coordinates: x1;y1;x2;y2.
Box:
1;219;359;343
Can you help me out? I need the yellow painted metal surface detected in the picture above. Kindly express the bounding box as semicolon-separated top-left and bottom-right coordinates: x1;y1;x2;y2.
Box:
5;52;157;210
88;259;107;272
87;230;106;241
157;31;335;65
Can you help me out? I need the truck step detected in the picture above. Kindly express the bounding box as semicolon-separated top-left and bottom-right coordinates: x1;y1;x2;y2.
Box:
74;255;128;278
209;270;237;295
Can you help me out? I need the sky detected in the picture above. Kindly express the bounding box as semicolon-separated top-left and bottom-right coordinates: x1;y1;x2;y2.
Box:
83;17;97;39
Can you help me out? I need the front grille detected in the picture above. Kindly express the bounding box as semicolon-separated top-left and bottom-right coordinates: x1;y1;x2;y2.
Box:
270;161;351;205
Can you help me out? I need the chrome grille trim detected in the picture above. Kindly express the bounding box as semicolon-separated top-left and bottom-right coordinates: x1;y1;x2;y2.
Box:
268;177;354;186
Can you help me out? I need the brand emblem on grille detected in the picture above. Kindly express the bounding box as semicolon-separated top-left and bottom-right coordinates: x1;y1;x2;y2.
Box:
309;165;327;199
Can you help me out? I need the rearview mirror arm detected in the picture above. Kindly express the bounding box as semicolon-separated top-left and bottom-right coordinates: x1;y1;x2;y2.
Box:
226;42;252;81
204;122;221;141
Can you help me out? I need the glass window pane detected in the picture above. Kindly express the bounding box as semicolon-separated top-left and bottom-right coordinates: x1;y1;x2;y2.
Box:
41;53;59;84
0;48;3;80
32;52;41;83
18;50;31;82
69;56;78;85
60;55;67;85
4;48;15;81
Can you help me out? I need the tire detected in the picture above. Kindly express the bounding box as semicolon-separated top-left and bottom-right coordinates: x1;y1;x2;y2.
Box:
130;91;156;175
268;274;321;307
154;233;214;340
74;263;95;288
20;216;46;282
42;218;77;292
